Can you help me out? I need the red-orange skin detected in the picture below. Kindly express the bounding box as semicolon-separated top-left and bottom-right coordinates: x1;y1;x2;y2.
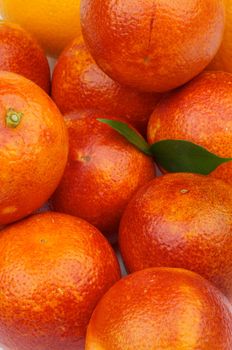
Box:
119;173;232;302
86;268;232;350
0;71;68;225
0;21;50;93
0;212;120;350
148;71;232;186
52;37;160;135
51;110;156;237
81;0;225;93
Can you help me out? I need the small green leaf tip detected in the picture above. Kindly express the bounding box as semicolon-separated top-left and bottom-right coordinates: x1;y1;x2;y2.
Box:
97;118;152;156
6;108;23;128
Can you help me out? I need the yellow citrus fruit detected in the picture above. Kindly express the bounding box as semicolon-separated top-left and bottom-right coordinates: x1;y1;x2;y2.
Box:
0;0;81;56
208;0;232;72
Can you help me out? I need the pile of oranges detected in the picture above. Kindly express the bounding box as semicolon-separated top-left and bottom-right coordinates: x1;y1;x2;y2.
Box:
0;1;232;349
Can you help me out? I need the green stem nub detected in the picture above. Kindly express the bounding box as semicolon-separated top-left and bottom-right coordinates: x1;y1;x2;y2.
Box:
6;108;23;128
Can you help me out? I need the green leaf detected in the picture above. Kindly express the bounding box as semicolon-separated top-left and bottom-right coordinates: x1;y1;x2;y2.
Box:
150;140;232;175
97;118;152;156
97;119;232;175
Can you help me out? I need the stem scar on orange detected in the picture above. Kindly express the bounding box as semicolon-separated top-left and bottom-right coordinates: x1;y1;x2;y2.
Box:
119;173;232;302
51;110;156;239
52;36;161;136
0;71;68;226
81;0;225;92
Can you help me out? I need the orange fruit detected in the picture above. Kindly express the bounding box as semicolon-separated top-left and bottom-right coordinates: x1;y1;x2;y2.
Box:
147;71;232;186
86;268;232;350
0;21;50;93
52;37;161;136
208;0;232;73
0;71;68;226
51;110;155;238
0;212;120;350
119;173;232;302
0;0;81;56
81;0;225;93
